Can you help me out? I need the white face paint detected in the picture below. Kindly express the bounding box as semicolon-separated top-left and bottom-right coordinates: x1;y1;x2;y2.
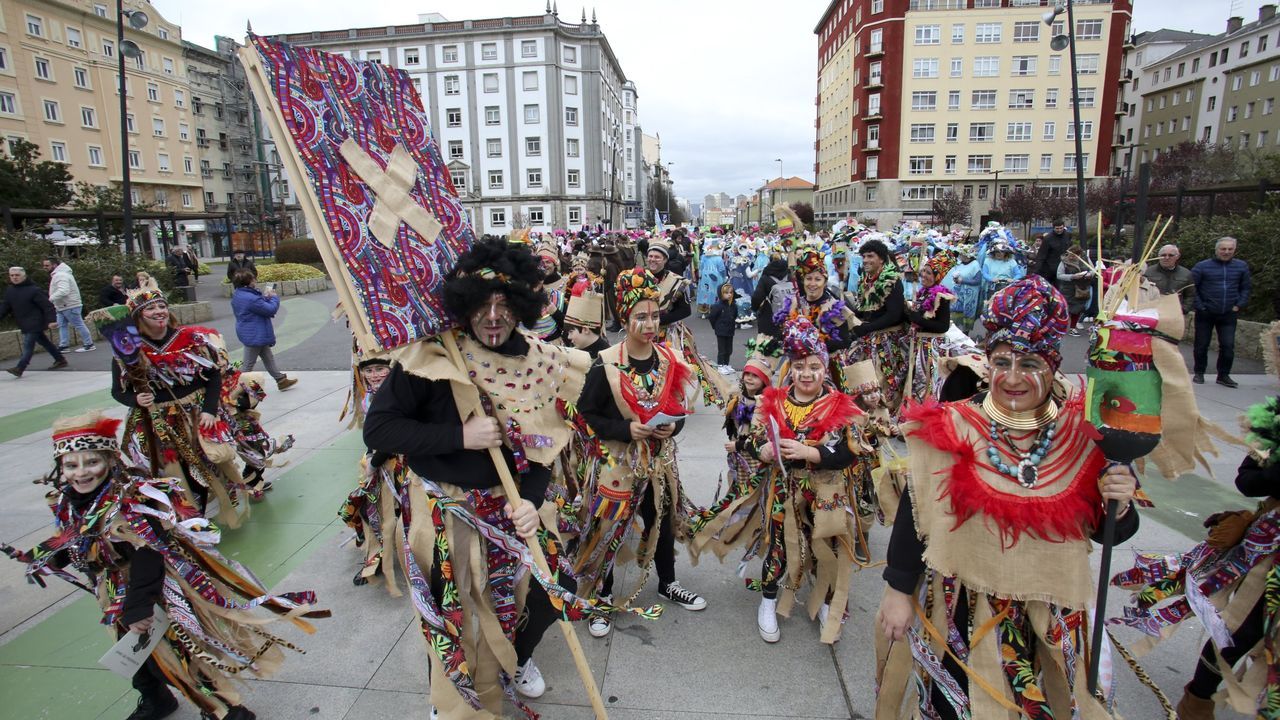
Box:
359;364;391;393
790;355;827;400
61;450;110;495
468;293;517;348
626;300;660;345
988;346;1052;412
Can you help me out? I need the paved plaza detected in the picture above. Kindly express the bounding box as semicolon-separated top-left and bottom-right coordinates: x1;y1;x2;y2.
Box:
0;285;1273;719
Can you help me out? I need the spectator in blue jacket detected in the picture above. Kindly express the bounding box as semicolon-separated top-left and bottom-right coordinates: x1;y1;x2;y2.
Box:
230;269;296;391
1190;236;1251;388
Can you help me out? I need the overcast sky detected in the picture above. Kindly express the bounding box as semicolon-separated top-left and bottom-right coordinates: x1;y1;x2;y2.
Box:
157;0;1231;203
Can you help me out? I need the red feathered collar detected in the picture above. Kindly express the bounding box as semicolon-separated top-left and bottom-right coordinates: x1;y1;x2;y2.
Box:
760;385;861;441
902;396;1105;548
142;325;217;357
617;343;692;424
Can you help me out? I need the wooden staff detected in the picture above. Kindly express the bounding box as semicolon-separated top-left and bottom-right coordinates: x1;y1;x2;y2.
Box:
443;333;609;720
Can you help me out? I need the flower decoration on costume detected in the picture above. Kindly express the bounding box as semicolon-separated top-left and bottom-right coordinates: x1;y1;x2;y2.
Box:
782;316;829;364
981;275;1070;370
126;288;166;316
792;247;827;282
614;267;660;321
1244;396;1280;466
52;411;123;457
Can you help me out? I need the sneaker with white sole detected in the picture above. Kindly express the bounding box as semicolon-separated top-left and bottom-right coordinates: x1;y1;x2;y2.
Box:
589;595;613;637
75;345;96;353
514;658;545;698
429;706;438;720
757;597;780;643
659;580;707;611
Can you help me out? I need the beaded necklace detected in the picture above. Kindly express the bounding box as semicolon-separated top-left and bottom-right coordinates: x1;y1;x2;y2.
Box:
986;419;1057;488
622;351;664;413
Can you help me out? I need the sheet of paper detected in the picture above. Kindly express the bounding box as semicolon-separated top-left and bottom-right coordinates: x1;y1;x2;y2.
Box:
98;605;168;678
645;412;686;428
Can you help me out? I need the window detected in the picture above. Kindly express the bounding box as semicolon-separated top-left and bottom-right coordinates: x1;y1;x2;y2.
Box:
43;99;61;123
481;43;498;61
566;138;580;157
1265;98;1275;115
568;206;582;225
1008;89;1034;109
948;90;960;110
866;186;878;202
405;49;420;65
970;123;995;142
1076;19;1102;40
946;122;959;142
869;61;883;84
490;209;507;227
975;23;1002;43
1043;121;1056;140
443;45;459;63
521;40;537;58
973;57;999;77
910;123;936;142
911;91;937;111
1071;88;1096;109
486;138;502;157
1013;21;1039;43
1261;35;1270;52
523;104;540;124
483;73;498;93
950;58;963;78
1063;153;1089;172
915;25;941;45
49;141;67;163
902;185;948;201
1011;56;1037;76
1004;154;1029;173
567;169;581;188
525;136;541;156
162;57;174;75
1007;122;1032;141
522;71;539;91
1045;89;1059;108
152;118;165;136
872;0;884;11
146;83;159;102
565;107;578;125
564;46;578;63
125;113;135;132
527;169;542;187
1251;70;1262;87
1260;131;1270;148
448;140;463;159
870;29;884;53
34;58;51;81
80;107;97;127
945;155;957;174
526;207;545;224
913;58;939;79
1227;106;1239;122
450;169;466;190
1208;95;1217;111
866;156;879;179
967;154;993;173
485;106;500;125
102;39;115;57
867;124;880;148
971;90;996;110
951;24;964;44
0;48;7;72
183;156;193;173
94;4;108;17
26;14;44;37
1048;56;1061;75
440;75;459;96
158;28;168;40
488;170;504;189
908;156;934;175
565;75;578;95
1246;101;1255;119
1040;153;1053;173
128;150;141;169
157;153;170;172
88;145;103;166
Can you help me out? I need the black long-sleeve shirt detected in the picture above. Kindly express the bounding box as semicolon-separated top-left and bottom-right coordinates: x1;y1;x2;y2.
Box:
852;281;906;338
362;334;549;505
109;329;222;416
1236;454;1280;499
908;296;951;333
576;352;686;443
62;485;167;626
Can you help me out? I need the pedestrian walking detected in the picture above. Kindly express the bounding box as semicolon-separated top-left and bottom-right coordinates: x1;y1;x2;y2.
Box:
709;282;738;374
1143;243;1195;314
2;266;68;377
1030;219;1072;284
41;257;95;353
230;270;297;391
1191;236;1251;388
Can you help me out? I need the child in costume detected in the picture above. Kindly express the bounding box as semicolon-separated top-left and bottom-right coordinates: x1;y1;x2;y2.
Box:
905;251;957;406
2;412;326;720
223;371;294;501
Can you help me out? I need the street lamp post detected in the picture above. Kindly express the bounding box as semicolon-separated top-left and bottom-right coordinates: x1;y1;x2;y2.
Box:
116;0;149;255
664;162;674;225
1046;0;1089;243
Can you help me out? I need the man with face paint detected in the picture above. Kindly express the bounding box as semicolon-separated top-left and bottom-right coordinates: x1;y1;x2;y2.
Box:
876;276;1140;720
363;239;597;719
848;238;909;409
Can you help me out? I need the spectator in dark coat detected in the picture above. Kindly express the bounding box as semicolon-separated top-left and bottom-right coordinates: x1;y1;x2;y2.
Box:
1030;220;1072;284
3;267;68;377
229;270;297;391
1143;244;1195;314
1191;236;1252;388
100;274;128;307
167;247;193;288
226;250;257;283
708;282;738;372
752;256;789;336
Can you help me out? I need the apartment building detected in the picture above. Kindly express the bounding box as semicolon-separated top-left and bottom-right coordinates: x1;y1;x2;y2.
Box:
1112;29;1210;172
0;0;205;228
1126;6;1280;166
813;0;1132;226
274;7;635;235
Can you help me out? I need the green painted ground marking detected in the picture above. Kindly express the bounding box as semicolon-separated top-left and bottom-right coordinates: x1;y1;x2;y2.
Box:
0;389;113;445
1139;470;1252;542
0;431;360;718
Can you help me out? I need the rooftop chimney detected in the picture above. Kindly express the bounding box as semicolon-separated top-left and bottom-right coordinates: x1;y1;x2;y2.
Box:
1261;4;1277;22
1227;15;1244;33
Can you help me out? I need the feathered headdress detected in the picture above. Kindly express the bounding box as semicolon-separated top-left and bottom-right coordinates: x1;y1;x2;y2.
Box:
774;204;803;237
1244;397;1280;466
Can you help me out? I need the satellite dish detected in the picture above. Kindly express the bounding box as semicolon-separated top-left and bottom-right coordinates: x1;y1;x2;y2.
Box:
121;39;144;59
1050;34;1070;51
128;11;149;29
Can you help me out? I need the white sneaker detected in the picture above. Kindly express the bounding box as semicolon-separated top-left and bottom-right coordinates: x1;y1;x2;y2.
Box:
75;345;96;353
588;595;613;638
429;707;438;720
757;597;780;643
514;658;545;698
718;365;735;375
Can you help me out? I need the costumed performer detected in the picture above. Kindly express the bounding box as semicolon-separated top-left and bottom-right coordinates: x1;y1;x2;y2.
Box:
978;235;1025;310
645;238;731;407
770;246;855;385
904;250;957;405
524;239;566;342
109;288;249;529
574;267;707;640
223;370;294;501
363;239;618;719
2;411;327;720
876;275;1139;720
695;237;726;316
848;239;908;411
943;246;981;336
561;276;610;359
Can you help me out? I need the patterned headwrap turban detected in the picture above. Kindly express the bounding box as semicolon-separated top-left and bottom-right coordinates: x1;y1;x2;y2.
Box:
615;267;660;321
792;248;827;281
126;288;166;316
924;250;957;282
52;411;122;458
981;275;1070;370
782;316;829;365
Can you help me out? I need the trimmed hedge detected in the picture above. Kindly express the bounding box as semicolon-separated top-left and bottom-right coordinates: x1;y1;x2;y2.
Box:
252;263;326;282
273;239;322;265
1173;203;1280;323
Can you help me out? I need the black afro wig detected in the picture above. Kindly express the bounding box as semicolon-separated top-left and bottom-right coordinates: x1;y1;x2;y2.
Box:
443;239;549;327
859;239;891;264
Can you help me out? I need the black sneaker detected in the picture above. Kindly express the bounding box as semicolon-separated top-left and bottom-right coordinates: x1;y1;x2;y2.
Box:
1216;376;1239;389
5;367;22;378
49;359;69;369
658;580;707;611
125;689;178;720
1192;373;1204;384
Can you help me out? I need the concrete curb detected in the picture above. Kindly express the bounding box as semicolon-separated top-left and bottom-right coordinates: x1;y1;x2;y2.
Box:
0;302;213;361
221;278;332;298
